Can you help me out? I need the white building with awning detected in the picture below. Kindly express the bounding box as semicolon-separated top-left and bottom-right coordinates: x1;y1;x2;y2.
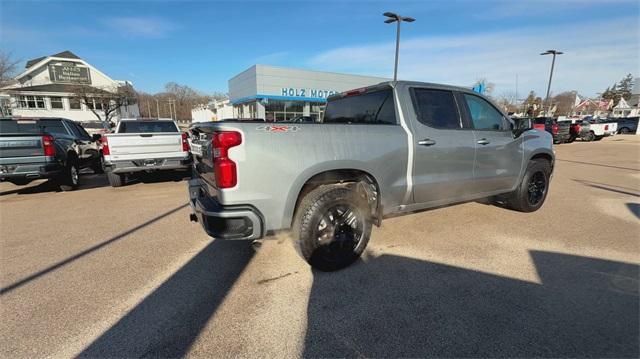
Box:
0;50;139;123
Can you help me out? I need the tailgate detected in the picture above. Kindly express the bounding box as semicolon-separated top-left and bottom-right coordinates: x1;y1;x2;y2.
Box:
0;135;45;159
106;133;184;160
557;122;570;135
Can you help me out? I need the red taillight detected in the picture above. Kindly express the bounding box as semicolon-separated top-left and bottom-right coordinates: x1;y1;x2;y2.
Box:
42;135;55;156
102;136;110;155
212;131;242;188
605;124;609;131
575;125;581;133
182;132;190;152
551;123;559;135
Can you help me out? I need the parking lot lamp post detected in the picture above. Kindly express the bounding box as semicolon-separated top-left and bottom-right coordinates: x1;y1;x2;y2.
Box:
384;12;415;82
541;49;563;116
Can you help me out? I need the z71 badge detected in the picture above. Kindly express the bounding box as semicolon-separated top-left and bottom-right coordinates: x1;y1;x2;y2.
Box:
256;125;300;133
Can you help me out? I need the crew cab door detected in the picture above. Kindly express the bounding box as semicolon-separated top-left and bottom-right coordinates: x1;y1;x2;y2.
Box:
408;87;477;204
459;93;523;194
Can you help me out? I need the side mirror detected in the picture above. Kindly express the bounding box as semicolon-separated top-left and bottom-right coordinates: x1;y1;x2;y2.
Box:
92;134;102;142
512;118;532;138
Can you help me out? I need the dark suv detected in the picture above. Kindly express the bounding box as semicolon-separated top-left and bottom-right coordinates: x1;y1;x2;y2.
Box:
0;117;103;190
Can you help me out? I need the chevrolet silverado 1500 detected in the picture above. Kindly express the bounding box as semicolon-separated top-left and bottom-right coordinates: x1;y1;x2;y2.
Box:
102;118;191;187
188;81;555;271
0;117;102;190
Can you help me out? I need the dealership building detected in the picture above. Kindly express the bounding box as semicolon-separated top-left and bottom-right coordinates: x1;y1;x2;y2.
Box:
0;50;139;122
228;65;389;121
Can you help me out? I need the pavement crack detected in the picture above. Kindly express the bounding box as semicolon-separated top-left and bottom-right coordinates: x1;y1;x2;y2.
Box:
257;271;296;285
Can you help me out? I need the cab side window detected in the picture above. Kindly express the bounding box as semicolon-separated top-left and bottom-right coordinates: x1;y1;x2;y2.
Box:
411;88;461;129
463;94;507;131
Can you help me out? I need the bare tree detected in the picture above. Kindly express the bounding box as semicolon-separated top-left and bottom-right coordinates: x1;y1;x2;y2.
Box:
72;84;137;122
0;51;21;87
550;91;580;116
497;91;518;113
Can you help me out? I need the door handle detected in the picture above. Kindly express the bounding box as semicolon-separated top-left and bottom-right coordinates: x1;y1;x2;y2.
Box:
418;139;436;146
477;138;490;145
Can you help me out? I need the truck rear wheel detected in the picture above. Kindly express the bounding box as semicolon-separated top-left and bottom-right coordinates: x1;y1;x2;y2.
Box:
58;162;79;191
506;159;551;212
107;171;124;187
293;184;372;271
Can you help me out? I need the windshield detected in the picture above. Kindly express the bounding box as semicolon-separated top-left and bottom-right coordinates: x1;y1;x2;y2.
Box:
0;119;68;135
81;122;108;129
118;121;178;133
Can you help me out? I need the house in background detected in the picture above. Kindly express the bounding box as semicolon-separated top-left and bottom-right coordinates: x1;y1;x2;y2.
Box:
0;50;139;122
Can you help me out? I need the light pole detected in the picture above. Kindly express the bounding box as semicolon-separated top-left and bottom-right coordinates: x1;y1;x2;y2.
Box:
541;49;563;115
383;12;415;82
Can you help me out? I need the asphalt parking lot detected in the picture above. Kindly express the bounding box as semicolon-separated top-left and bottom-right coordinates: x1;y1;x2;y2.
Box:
1;136;638;358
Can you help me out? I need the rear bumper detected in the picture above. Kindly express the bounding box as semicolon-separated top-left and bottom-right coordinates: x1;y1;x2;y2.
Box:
105;156;191;174
188;178;264;240
0;162;64;182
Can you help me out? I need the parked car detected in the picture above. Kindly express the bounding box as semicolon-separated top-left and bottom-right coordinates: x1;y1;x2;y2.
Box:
607;117;639;134
187;81;554;271
0;117;102;190
565;120;591;142
533;117;570;144
80;121;112;136
585;119;617;141
101;118;191;187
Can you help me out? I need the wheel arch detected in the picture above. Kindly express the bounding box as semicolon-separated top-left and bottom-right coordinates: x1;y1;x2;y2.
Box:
284;167;382;229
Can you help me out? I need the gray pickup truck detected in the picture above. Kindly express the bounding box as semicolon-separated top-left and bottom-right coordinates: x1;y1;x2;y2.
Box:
188;81;554;271
0;117;103;190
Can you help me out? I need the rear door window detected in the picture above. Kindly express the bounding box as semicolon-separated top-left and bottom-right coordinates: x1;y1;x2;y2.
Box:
118;121;178;133
411;88;461;129
323;89;396;125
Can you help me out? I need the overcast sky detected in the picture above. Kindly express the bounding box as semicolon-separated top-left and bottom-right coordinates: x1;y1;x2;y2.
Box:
1;0;638;97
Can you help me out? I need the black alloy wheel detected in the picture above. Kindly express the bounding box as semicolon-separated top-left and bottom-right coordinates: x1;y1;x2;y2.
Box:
311;203;365;267
527;171;547;206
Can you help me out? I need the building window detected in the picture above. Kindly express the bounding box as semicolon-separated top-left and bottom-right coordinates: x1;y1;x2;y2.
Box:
94;99;105;111
50;97;64;109
18;95;45;109
69;97;82;110
85;98;105;111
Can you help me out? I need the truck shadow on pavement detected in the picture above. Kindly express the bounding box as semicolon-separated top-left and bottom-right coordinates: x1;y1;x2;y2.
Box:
0;172;109;196
303;251;639;358
0;171;191;196
78;240;255;358
0;204;190;295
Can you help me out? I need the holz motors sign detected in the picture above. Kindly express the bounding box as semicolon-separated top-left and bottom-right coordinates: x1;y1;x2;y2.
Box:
48;63;91;84
280;87;338;99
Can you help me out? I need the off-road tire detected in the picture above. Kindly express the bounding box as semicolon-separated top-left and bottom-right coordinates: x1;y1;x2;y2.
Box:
594;135;604;141
585;131;595;142
58;161;79;191
292;184;372;271
107;171;124;187
506;159;551;212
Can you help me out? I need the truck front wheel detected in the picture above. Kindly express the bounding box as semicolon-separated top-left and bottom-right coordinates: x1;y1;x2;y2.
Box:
293;184;372;271
506;159;551;212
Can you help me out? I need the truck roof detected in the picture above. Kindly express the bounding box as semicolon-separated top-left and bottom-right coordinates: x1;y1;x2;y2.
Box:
119;118;175;121
327;80;483;102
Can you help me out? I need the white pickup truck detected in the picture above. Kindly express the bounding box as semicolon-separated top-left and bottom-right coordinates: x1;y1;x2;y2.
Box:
588;119;617;140
101;118;191;187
